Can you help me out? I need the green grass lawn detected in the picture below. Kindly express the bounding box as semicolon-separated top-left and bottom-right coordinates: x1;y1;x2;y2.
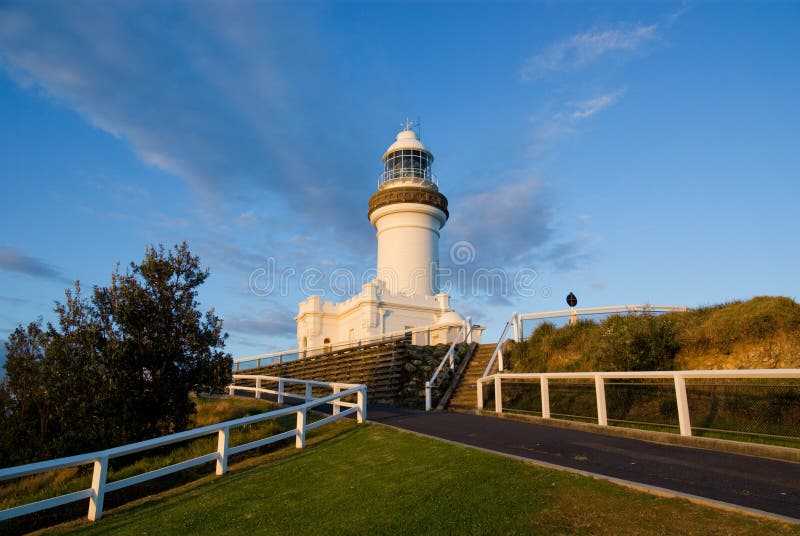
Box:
38;422;799;536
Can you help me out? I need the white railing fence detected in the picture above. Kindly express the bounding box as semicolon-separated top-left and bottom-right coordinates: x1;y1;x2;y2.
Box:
515;305;689;342
480;315;516;381
424;318;474;411
228;375;366;418
477;369;800;439
0;377;366;523
477;306;690;405
233;322;465;371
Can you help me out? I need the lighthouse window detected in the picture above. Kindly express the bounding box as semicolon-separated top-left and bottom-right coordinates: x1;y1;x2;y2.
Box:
383;150;431;181
402;153;413;171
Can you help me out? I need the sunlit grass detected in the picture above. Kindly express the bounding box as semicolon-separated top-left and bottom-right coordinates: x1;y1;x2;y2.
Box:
46;424;800;536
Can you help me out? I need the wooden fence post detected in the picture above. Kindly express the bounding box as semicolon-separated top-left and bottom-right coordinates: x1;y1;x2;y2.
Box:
216;427;230;475
540;377;550;419
595;376;608;426
494;376;503;413
674;374;692;436
88;456;108;521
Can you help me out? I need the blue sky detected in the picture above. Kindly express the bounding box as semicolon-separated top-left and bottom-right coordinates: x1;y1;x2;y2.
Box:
1;1;799;366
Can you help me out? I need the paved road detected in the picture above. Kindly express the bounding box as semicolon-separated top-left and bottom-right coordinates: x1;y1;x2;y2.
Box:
368;406;800;521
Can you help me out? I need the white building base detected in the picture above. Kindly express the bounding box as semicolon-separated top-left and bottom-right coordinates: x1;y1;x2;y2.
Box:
296;279;482;350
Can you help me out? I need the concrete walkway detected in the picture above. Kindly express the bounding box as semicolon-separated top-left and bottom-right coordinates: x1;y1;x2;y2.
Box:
368;406;800;522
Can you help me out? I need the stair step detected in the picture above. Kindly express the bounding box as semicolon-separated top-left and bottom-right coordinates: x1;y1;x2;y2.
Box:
442;343;499;411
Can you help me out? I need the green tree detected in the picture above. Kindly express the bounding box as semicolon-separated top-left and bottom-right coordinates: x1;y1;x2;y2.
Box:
0;243;232;466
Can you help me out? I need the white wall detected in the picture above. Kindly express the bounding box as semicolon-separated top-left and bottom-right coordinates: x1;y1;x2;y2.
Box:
370;203;446;296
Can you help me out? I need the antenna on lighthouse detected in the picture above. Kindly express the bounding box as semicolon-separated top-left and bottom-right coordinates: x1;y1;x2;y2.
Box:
400;117;421;138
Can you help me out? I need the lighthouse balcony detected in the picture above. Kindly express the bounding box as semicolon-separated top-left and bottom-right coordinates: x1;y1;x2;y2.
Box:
379;168;437;188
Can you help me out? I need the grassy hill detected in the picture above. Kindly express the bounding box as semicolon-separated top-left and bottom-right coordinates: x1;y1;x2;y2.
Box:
508;296;800;373
40;424;800;535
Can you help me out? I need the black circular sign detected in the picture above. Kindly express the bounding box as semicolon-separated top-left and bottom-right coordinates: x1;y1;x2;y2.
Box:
566;292;577;308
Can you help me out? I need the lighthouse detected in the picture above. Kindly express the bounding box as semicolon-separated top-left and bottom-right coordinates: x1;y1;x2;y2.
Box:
369;126;448;296
295;123;482;351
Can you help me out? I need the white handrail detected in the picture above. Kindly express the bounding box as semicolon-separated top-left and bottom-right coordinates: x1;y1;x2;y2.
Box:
476;369;800;438
515;305;689;342
424;324;470;411
233;321;465;370
482;319;513;378
0;376;367;523
477;306;687;403
517;305;689;321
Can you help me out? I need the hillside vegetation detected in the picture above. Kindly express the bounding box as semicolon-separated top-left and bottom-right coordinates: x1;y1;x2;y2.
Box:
508;296;800;373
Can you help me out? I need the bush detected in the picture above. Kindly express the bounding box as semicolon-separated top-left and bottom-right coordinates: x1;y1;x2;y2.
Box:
593;314;679;372
1;243;232;467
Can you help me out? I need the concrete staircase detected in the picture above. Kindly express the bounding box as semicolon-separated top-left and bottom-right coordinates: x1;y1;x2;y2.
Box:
446;343;496;411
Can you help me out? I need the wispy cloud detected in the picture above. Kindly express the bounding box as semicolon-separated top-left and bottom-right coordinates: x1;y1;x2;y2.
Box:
445;175;589;273
0;246;70;283
225;308;296;336
665;5;690;27
0;295;27;305
0;2;372;253
235;210;263;229
531;89;626;154
521;23;657;80
585;282;606;293
569;89;626;119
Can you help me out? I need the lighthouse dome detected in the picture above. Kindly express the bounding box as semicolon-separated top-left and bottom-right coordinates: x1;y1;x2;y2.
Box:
382;129;430;159
437;310;464;325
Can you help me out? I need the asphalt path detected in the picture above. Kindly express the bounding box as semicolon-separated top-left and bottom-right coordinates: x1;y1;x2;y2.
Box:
367;406;800;521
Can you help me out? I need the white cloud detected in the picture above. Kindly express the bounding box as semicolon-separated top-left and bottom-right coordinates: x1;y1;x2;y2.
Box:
570;89;626;119
530;89;626;154
0;2;369;247
225;308;296;336
521;23;657;80
235;210;263;228
0;245;71;283
446;177;556;266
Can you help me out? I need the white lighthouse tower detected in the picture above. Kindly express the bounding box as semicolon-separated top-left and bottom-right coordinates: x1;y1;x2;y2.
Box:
370;126;447;296
295;124;482;351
